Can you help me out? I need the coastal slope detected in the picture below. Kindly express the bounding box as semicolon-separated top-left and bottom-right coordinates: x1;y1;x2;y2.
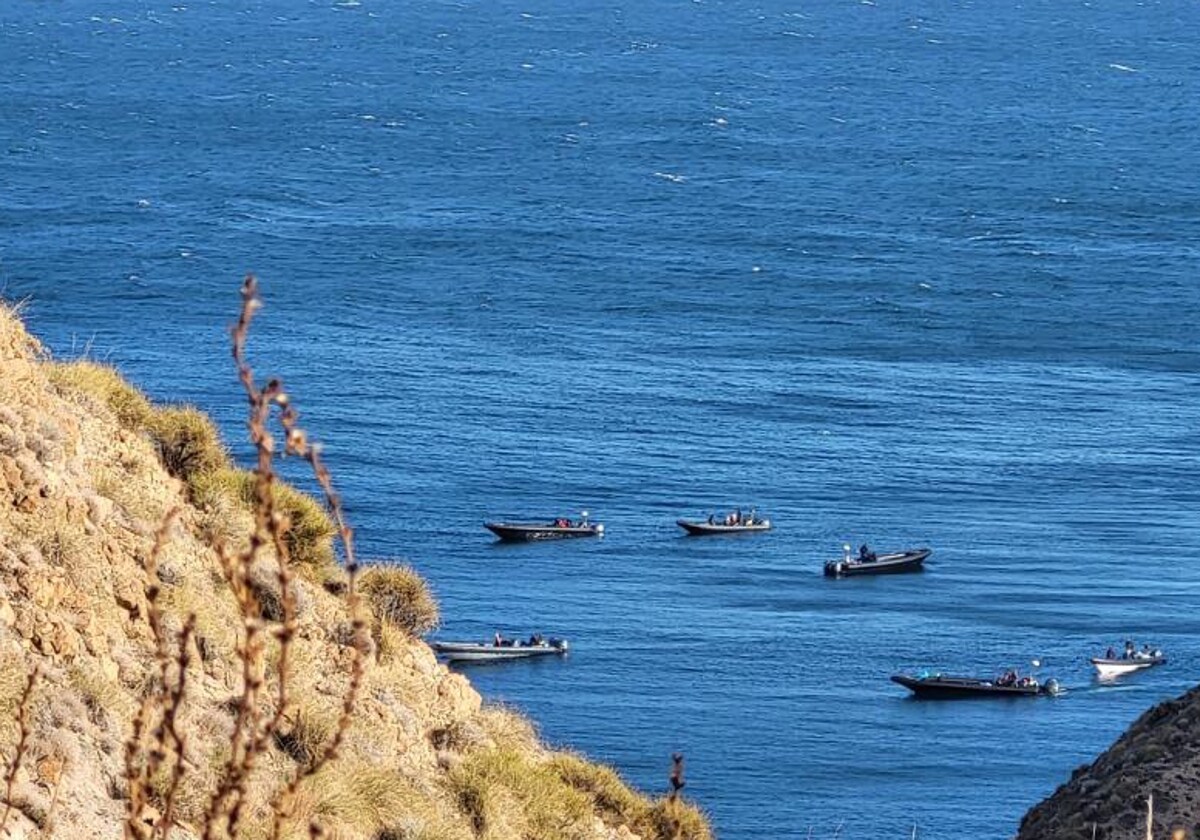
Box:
1017;684;1200;839
0;299;709;840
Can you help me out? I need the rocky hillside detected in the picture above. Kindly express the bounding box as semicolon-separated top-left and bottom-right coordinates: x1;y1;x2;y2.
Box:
0;293;710;840
1018;686;1200;840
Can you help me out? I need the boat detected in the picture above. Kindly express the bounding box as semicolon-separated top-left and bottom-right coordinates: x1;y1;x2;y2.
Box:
432;637;569;663
824;546;930;577
677;515;771;536
1091;646;1166;679
891;672;1061;699
484;512;604;542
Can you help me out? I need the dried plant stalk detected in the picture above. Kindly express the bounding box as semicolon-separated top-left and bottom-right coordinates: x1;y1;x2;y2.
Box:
203;276;304;839
0;665;40;835
124;509;184;840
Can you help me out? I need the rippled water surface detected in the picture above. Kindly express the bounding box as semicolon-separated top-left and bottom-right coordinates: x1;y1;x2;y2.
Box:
3;1;1200;837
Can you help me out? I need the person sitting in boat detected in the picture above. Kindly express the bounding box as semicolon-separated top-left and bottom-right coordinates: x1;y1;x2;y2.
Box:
858;544;876;563
998;670;1017;687
1105;646;1116;660
494;632;505;647
554;517;569;528
708;513;715;525
1123;640;1135;659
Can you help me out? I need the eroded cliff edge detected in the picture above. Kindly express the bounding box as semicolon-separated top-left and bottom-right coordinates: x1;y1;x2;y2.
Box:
0;299;709;840
1017;686;1200;839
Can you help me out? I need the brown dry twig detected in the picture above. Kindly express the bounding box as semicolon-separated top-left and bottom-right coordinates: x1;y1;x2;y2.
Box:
268;280;368;840
121;507;198;840
203;276;304;839
0;664;41;835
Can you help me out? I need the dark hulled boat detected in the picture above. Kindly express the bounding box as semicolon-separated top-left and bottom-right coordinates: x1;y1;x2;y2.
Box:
677;518;771;536
891;673;1061;699
484;517;604;542
824;547;930;577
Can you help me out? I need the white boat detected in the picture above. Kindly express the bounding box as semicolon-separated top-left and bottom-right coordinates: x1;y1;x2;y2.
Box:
1090;651;1166;679
432;637;569;663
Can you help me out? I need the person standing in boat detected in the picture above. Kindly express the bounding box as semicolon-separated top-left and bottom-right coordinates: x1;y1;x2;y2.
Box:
1124;640;1135;659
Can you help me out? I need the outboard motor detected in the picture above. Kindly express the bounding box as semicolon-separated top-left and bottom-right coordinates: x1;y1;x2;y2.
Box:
1042;678;1062;696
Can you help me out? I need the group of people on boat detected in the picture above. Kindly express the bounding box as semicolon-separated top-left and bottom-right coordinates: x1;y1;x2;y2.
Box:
493;632;547;648
707;508;759;526
995;670;1037;688
1104;641;1160;661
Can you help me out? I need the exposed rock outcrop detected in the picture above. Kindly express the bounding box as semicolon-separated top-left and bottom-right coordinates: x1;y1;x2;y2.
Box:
1018;685;1200;840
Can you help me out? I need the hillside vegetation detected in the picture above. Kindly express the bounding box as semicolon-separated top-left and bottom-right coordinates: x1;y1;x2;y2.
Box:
0;282;710;840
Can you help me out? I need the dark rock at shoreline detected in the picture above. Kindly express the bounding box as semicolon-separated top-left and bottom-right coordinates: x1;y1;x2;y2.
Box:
1017;684;1200;840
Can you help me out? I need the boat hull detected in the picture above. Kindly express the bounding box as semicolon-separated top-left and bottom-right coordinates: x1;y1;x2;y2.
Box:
484;522;603;542
825;548;931;577
891;674;1046;699
677;519;771;536
433;641;568;662
1091;656;1166;678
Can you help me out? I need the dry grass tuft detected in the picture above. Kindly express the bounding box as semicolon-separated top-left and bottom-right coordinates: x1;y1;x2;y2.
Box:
190;467;337;578
475;707;539;753
46;360;155;431
272;481;338;573
548;753;713;840
360;564;439;638
275;701;339;767
149;405;229;487
547;753;647;826
68;662;132;727
448;747;594;840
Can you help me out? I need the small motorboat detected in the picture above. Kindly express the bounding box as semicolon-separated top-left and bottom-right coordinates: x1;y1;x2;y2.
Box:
677;514;771;536
1091;645;1166;679
432;636;569;663
824;545;930;577
484;512;603;542
891;672;1061;699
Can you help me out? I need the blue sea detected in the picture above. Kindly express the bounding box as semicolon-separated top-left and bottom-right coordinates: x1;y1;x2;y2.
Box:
3;2;1200;837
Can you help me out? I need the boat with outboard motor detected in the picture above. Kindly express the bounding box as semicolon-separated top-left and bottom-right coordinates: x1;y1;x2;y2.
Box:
1090;643;1166;678
432;635;569;663
677;511;771;535
891;670;1061;699
824;545;930;577
484;512;603;542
